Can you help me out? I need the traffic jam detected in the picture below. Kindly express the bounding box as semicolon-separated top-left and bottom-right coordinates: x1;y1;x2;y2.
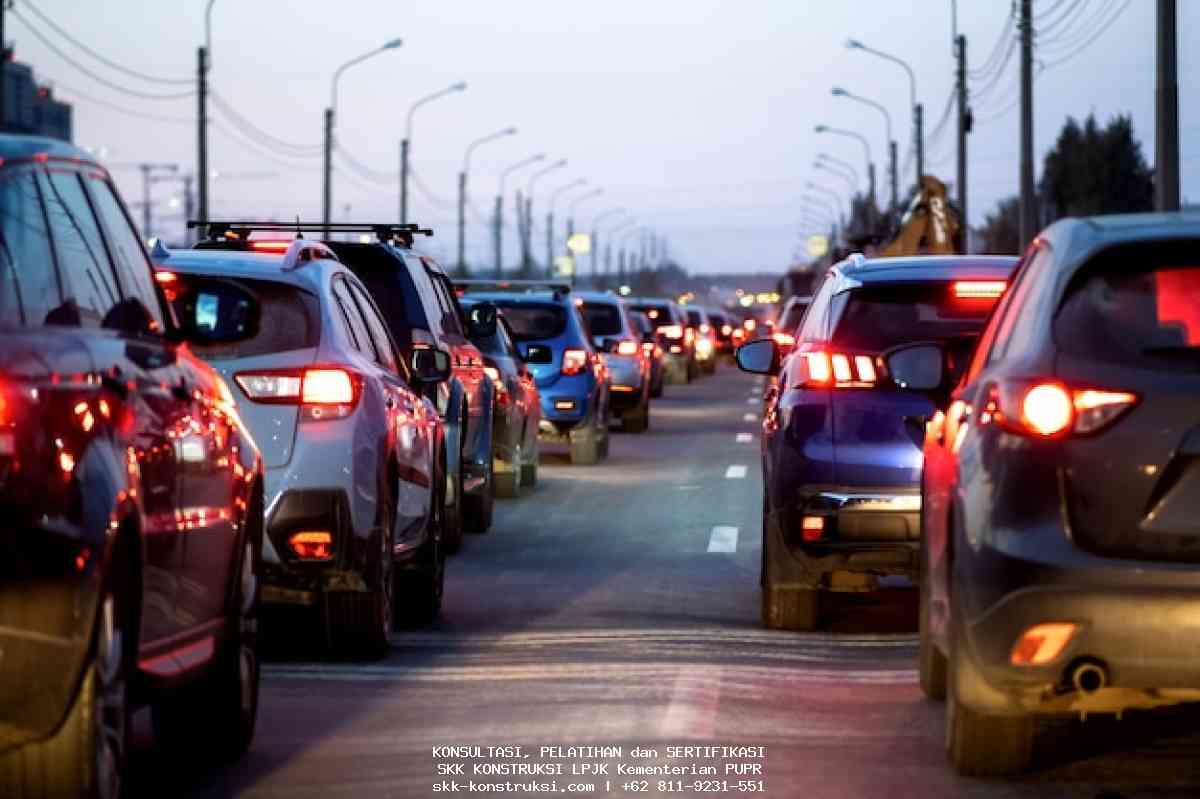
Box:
1;2;1197;798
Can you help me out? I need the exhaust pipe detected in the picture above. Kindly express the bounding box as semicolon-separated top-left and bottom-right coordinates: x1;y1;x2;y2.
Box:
1070;661;1108;694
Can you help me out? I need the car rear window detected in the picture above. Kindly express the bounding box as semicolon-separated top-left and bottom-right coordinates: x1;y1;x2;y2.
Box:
581;302;623;337
685;309;704;326
490;301;566;341
1054;243;1200;372
630;303;674;328
171;276;320;359
831;282;999;352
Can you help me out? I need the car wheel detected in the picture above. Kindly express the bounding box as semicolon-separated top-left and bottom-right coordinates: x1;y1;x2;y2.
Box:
650;380;663;398
760;514;818;631
463;446;494;533
1;586;130;799
153;524;261;758
494;444;521;499
945;627;1034;776
520;443;539;487
919;549;947;701
395;457;445;627
327;490;394;658
444;450;465;555
569;427;600;465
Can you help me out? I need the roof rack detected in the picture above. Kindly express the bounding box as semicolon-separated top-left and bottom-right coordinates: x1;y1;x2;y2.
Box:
454;279;572;297
186;220;435;244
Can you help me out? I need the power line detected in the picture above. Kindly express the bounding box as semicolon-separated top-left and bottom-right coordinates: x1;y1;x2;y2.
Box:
208;91;323;155
45;76;192;124
209;118;321;172
20;1;192;85
969;8;1016;79
11;8;195;100
335;144;398;183
1040;0;1130;66
408;165;455;210
1035;0;1091;38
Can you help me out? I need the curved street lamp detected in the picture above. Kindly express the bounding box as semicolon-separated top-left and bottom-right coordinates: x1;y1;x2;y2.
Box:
846;38;922;183
323;37;403;234
832;86;896;209
818;152;861;186
814;161;856;194
815;124;875;204
546;179;587;272
457;126;517;272
522;159;567;273
493;153;545;277
400;80;467;223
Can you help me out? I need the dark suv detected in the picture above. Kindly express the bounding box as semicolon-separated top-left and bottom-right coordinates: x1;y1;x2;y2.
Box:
736;254;1015;631
909;214;1200;776
0;136;263;795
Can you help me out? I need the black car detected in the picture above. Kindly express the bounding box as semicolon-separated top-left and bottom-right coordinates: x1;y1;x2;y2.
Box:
736;254;1014;631
458;299;542;497
0;136;263;795
911;213;1200;775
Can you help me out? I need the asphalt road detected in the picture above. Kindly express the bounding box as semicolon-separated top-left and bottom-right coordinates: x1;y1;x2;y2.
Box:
128;365;1200;798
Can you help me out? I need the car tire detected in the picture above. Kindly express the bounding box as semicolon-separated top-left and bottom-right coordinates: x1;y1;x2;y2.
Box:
760;584;819;631
395;456;445;627
702;359;716;375
494;445;521;499
463;448;494;534
945;628;1034;776
153;518;261;759
444;452;465;555
919;555;947;701
520;447;539;487
569;428;601;465
650;381;663;398
1;587;130;799
622;405;648;434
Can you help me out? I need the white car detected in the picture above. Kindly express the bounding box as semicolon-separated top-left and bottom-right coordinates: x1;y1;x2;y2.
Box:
156;238;451;656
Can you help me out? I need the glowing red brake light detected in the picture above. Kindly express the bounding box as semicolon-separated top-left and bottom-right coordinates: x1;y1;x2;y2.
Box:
616;340;640;356
289;531;333;560
641;342;655;356
660;325;683;340
250;240;291;253
772;332;795;348
302;369;355;405
1021;383;1073;437
1011;382;1137;438
561;349;588;376
154;271;177;284
953;280;1007;299
797;347;878;388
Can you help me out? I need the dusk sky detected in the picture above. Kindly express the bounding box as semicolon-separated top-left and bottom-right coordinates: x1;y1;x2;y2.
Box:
15;1;1197;274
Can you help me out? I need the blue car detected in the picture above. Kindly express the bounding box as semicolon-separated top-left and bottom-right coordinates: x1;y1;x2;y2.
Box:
457;281;611;465
736;254;1017;630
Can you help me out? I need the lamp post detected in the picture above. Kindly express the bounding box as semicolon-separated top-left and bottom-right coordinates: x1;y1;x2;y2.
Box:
496;153;544;277
817;153;860;186
590;208;625;286
814;161;856;195
807;181;847;217
832;86;896;210
563;187;602;280
197;0;217;227
602;216;634;282
546;179;587;278
323;38;403;237
523;159;567;274
618;225;645;282
400;81;467;225
815;124;874;203
458;126;516;274
846;39;922;186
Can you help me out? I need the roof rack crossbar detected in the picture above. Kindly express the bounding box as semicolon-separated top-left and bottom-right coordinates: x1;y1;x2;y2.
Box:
186;220;435;239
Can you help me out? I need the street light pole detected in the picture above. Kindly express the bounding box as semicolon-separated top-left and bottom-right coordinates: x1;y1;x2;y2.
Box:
324;38;403;237
400;81;467;225
1156;0;1180;211
458;126;516;274
831;87;895;210
814;161;856;195
815;125;874;205
524;159;567;275
846;39;921;187
818;153;860;186
197;0;216;227
547;179;587;279
496;153;545;277
1018;0;1036;247
590;208;625;286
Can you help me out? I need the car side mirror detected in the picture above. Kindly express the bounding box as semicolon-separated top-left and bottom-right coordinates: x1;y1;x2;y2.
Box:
410;347;452;384
884;343;946;391
466;302;498;339
735;339;779;376
520;343;553;364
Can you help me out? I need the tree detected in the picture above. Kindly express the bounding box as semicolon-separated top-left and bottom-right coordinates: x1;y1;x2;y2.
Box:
1039;113;1154;222
975;196;1021;254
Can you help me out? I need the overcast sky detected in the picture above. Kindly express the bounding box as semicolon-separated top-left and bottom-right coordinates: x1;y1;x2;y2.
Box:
15;0;1197;274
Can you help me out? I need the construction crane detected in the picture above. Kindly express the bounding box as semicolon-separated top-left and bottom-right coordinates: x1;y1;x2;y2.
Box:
880;175;963;256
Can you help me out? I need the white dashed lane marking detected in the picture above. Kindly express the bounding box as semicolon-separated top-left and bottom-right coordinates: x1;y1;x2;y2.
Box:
735;433;753;443
743;413;756;422
725;465;748;479
707;526;739;553
746;397;759;404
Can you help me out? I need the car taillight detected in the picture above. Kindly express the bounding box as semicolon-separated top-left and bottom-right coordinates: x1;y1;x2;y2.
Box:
772;332;795;348
641;342;655;357
796;347;877;388
250;240;291;253
561;349;588;376
684;327;695;345
953;280;1007;300
616;340;640;356
1017;382;1137;437
289;531;333;560
660;325;683;340
235;368;361;421
721;324;732;336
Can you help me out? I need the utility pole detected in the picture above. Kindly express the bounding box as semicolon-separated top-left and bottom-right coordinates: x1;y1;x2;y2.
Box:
956;33;969;249
322;108;333;237
867;163;877;209
889;140;898;211
1018;0;1036;247
545;209;553;278
197;46;208;226
131;163;179;239
456;170;467;273
1;1;8;132
914;103;924;185
399;138;409;223
493;194;503;278
516;191;529;274
182;174;195;244
1156;0;1180;211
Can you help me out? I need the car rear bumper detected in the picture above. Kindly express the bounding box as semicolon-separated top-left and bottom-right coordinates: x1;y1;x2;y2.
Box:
955;530;1200;713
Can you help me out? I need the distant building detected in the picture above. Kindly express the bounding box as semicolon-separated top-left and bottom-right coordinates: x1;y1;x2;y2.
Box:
3;60;73;142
